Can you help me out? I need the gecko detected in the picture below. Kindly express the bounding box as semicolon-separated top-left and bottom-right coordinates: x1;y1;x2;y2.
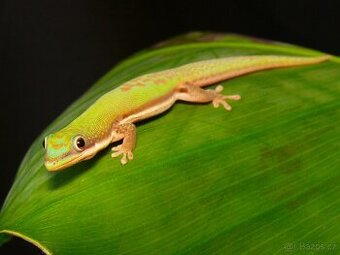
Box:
43;54;330;171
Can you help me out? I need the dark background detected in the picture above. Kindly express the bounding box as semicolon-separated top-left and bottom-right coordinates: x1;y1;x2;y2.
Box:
0;0;339;254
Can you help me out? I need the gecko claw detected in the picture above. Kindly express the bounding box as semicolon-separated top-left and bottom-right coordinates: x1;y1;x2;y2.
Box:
111;145;134;165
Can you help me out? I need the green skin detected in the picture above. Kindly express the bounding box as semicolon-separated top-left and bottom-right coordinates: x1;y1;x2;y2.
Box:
44;55;330;171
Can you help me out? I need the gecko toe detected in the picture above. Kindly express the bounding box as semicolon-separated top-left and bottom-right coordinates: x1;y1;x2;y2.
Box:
127;151;134;160
222;94;241;100
221;101;232;111
111;151;122;158
215;85;224;93
112;145;122;151
121;154;128;165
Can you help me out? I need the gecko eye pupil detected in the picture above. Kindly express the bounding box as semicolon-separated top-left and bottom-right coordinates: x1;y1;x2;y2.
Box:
75;137;85;150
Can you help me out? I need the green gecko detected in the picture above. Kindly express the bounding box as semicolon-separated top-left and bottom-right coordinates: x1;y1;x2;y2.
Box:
43;54;330;171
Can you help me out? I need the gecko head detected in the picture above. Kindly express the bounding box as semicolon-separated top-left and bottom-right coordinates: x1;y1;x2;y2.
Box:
43;131;98;171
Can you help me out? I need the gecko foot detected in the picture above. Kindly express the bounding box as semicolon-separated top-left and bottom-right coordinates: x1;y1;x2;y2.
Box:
212;85;241;111
111;145;134;165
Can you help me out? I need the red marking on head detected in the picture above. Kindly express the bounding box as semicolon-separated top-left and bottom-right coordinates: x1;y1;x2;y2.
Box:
136;82;145;87
51;143;65;150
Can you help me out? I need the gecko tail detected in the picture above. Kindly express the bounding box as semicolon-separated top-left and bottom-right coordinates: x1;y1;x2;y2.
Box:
266;54;332;67
303;54;332;63
271;54;331;69
177;54;332;88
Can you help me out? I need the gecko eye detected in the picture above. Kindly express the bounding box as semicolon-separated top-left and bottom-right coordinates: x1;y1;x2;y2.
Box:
73;136;86;151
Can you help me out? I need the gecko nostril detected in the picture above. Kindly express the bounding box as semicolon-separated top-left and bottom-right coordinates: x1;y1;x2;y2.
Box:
42;137;47;149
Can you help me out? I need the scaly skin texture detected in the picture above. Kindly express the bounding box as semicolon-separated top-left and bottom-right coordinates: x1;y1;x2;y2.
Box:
44;55;330;171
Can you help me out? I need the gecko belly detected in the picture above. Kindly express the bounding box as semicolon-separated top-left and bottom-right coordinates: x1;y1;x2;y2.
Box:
119;91;177;124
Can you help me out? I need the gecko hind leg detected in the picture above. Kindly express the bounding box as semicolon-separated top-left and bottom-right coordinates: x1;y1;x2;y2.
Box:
176;84;241;111
111;123;136;165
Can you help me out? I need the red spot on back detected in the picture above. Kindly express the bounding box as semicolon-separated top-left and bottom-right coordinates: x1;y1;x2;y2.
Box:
155;79;166;85
136;82;145;87
120;85;132;92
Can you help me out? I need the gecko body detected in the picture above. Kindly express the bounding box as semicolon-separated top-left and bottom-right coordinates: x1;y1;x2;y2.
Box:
44;55;330;171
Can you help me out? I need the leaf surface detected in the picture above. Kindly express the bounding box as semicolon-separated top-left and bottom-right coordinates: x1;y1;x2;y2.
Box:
1;32;339;254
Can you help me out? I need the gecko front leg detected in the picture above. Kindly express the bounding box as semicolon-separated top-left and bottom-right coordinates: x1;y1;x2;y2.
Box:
176;84;241;111
111;123;136;165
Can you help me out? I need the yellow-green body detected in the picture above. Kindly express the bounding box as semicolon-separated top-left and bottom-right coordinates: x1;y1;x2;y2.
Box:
44;55;330;171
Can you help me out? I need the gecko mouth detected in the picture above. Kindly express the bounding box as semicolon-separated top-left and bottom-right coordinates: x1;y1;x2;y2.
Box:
44;152;95;171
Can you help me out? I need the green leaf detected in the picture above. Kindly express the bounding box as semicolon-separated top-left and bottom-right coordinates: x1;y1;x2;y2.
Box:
1;32;339;254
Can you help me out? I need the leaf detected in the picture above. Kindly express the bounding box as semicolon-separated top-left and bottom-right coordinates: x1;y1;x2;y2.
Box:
0;32;339;254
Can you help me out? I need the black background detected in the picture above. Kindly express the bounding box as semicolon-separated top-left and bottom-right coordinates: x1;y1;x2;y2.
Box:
0;0;339;254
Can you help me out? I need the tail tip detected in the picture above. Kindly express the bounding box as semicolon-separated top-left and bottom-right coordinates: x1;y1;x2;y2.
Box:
318;54;332;61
